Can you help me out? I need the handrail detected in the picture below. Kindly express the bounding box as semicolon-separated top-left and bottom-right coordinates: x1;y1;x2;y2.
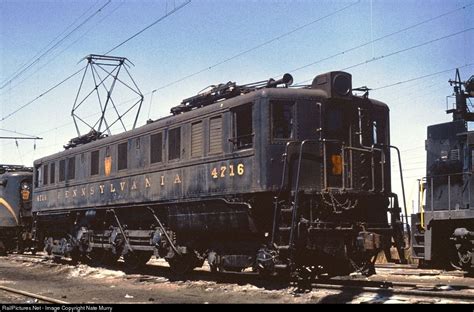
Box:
290;140;319;248
388;145;410;244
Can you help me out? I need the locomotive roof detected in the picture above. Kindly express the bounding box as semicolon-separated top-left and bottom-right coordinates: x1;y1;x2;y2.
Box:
34;87;388;164
0;164;33;175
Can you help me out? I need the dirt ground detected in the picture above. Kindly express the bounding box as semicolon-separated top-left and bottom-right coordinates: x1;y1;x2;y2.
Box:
0;254;472;304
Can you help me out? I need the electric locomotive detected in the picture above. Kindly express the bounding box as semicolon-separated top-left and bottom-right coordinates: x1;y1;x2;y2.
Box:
32;70;406;276
0;165;33;255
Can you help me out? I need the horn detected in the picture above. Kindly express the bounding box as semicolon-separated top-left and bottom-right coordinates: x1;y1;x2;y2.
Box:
266;73;293;88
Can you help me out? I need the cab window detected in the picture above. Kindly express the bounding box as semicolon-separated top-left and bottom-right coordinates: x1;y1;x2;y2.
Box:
271;100;294;140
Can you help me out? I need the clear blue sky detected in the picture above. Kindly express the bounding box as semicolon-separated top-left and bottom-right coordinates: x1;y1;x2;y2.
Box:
1;0;473;213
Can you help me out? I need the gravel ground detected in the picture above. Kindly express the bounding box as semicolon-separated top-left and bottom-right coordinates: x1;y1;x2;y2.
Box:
0;254;472;304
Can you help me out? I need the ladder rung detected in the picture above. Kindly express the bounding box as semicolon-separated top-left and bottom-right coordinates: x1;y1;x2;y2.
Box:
276;245;290;250
279;227;291;231
280;208;293;213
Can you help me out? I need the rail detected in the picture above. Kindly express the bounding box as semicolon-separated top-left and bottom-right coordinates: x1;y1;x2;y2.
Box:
0;285;69;304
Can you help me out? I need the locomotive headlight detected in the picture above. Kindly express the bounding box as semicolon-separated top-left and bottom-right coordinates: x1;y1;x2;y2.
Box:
333;74;351;96
21;182;31;201
331;155;343;175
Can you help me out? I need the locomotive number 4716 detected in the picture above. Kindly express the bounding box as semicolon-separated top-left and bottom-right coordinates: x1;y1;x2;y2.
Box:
211;164;245;179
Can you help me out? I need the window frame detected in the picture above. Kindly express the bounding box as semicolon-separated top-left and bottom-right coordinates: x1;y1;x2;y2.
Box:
50;162;55;184
150;132;163;164
168;127;181;161
59;159;66;182
90;150;100;176
67;157;75;180
43;164;48;185
270;100;295;142
231;103;254;151
117;142;128;171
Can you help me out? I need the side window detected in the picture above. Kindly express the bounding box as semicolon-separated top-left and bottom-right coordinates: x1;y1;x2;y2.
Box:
91;150;99;176
150;133;163;164
209;116;222;154
232;103;253;150
168;127;181;160
50;162;55;184
34;165;41;188
67;157;75;180
43;164;48;185
59;160;66;182
271;100;294;139
191;121;203;158
118;142;128;170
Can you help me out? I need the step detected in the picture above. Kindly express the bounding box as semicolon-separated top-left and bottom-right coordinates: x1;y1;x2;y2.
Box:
412;244;425;249
279;227;291;232
276;245;290;250
280;208;294;213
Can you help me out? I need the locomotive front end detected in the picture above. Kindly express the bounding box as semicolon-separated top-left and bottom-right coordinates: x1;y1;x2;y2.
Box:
262;72;406;277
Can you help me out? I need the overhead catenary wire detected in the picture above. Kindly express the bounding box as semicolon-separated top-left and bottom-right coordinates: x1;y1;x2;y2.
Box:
0;0;190;124
0;0;112;90
103;0;191;55
0;128;42;139
293;27;473;85
1;2;470;156
148;0;360;93
373;63;474;91
0;1;125;97
277;2;473;80
0;0;102;88
0;66;86;122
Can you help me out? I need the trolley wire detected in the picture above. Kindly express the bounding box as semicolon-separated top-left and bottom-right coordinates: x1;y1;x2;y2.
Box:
294;28;473;85
0;0;101;88
279;2;473;79
0;1;125;97
104;0;191;55
0;0;190;123
147;0;360;93
373;63;474;91
0;66;86;122
0;0;112;90
0;128;41;139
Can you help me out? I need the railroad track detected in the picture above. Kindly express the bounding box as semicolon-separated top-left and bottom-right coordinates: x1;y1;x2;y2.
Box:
5;253;474;302
302;279;474;301
0;285;69;304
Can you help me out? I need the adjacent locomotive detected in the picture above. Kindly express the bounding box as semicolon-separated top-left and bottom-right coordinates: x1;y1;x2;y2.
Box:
0;165;33;255
412;70;474;273
32;70;406;277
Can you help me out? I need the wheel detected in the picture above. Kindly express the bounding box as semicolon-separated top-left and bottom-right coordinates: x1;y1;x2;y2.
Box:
168;255;194;275
123;251;152;270
70;248;82;264
87;249;120;266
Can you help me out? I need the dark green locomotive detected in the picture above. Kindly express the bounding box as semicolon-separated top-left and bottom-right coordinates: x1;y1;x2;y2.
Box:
32;71;406;276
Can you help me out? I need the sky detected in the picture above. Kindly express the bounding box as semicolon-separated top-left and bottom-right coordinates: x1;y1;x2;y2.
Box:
0;0;473;214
